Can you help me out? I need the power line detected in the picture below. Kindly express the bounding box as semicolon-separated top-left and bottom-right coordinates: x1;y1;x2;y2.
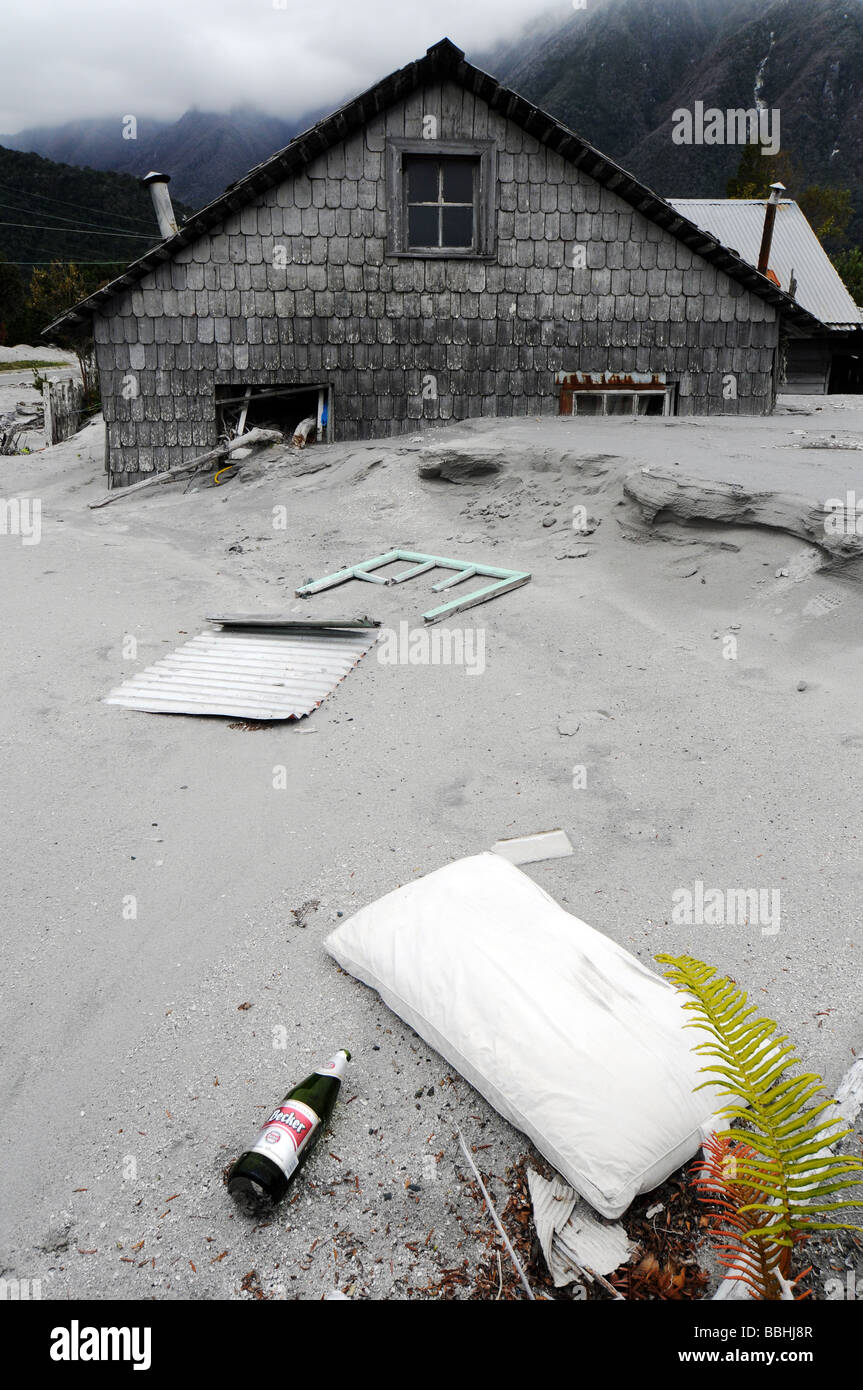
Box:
0;197;157;237
0;179;157;230
0;219;154;237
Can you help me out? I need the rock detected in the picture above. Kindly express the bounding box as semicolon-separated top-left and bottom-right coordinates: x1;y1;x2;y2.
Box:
557;715;581;736
796;680;808;692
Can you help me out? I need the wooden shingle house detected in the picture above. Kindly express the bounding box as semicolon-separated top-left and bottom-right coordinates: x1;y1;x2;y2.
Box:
48;38;826;487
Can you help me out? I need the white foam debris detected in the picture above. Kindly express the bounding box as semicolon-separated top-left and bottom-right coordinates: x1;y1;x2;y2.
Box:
491;829;574;865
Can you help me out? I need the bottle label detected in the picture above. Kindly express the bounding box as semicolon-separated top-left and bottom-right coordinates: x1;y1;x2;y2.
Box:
314;1051;349;1082
248;1099;320;1180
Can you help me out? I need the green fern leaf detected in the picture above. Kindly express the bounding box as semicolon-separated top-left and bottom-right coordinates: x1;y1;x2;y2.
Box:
657;954;863;1249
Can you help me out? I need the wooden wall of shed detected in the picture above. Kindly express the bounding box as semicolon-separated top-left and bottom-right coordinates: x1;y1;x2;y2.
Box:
94;79;780;480
784;339;831;394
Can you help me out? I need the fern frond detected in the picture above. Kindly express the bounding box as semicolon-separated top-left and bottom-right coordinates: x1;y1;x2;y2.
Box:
658;954;863;1247
693;1135;809;1298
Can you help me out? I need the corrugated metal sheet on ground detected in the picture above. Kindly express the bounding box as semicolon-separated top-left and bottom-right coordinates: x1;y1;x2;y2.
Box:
104;627;378;720
668;199;863;329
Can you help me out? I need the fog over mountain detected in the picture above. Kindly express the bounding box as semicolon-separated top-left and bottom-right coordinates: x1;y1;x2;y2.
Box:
4;0;863;240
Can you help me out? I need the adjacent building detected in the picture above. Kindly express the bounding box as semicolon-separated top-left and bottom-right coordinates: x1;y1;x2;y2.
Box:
669;197;863;393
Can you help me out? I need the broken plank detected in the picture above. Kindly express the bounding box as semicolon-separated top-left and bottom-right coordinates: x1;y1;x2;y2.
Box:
89;429;282;508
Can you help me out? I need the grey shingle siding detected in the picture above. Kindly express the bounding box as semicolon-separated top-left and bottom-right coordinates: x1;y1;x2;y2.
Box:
95;78;779;482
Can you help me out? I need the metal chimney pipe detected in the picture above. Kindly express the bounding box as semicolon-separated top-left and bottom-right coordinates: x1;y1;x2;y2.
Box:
141;171;178;240
757;181;785;275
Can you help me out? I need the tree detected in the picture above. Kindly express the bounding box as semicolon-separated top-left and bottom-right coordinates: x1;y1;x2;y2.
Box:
797;185;852;249
833;247;863;307
29;261;98;403
726;144;796;200
0;255;29;344
29;260;90;333
727;145;853;253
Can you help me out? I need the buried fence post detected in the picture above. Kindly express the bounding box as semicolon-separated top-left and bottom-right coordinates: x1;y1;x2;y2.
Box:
43;376;84;446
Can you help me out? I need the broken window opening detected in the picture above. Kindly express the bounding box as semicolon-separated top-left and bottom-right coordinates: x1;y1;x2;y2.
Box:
828;352;863;394
215;384;332;445
561;389;674;417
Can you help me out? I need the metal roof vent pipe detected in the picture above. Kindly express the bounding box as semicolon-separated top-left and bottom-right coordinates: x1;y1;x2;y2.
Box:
141;171;178;240
757;181;785;276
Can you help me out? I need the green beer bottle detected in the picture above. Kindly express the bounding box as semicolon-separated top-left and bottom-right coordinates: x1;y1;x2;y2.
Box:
228;1049;350;1207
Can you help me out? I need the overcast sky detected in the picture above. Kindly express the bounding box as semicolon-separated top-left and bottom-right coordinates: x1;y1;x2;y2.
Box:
1;0;562;134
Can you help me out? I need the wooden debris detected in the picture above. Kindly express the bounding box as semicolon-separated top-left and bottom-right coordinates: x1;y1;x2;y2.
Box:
43;376;84;445
291;416;317;448
88;428;282;508
456;1129;535;1300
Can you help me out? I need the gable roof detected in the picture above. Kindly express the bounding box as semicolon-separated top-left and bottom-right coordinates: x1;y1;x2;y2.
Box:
669;199;862;331
45;37;824;336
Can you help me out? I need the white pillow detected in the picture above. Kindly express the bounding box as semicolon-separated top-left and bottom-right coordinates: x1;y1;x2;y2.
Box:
324;853;725;1218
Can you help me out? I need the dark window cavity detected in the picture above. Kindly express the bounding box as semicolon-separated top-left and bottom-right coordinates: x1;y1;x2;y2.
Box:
386;139;496;258
405;156;478;250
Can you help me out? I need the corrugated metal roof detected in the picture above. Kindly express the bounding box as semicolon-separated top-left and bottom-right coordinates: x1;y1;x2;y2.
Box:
104;627;378;720
668;199;863;330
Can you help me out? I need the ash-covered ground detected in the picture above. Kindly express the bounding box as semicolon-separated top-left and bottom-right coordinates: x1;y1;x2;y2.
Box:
1;362;861;1300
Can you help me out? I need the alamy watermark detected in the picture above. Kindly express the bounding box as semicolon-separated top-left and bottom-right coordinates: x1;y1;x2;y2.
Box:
377;622;485;676
671;102;780;156
50;1323;151;1370
672;880;780;936
824;1271;859;1300
824;493;863;536
0;497;41;545
0;1276;42;1300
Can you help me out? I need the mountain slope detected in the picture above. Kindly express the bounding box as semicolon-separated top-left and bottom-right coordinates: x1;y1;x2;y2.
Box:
488;0;863;242
1;106;324;211
4;0;863;243
0;145;193;276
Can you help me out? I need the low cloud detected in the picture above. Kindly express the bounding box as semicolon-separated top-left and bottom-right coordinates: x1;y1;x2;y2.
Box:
1;0;560;133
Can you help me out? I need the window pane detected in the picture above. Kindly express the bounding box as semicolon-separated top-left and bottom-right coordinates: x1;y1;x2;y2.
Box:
406;157;439;203
442;158;475;203
605;393;635;415
408;204;440;247
441;205;474;247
